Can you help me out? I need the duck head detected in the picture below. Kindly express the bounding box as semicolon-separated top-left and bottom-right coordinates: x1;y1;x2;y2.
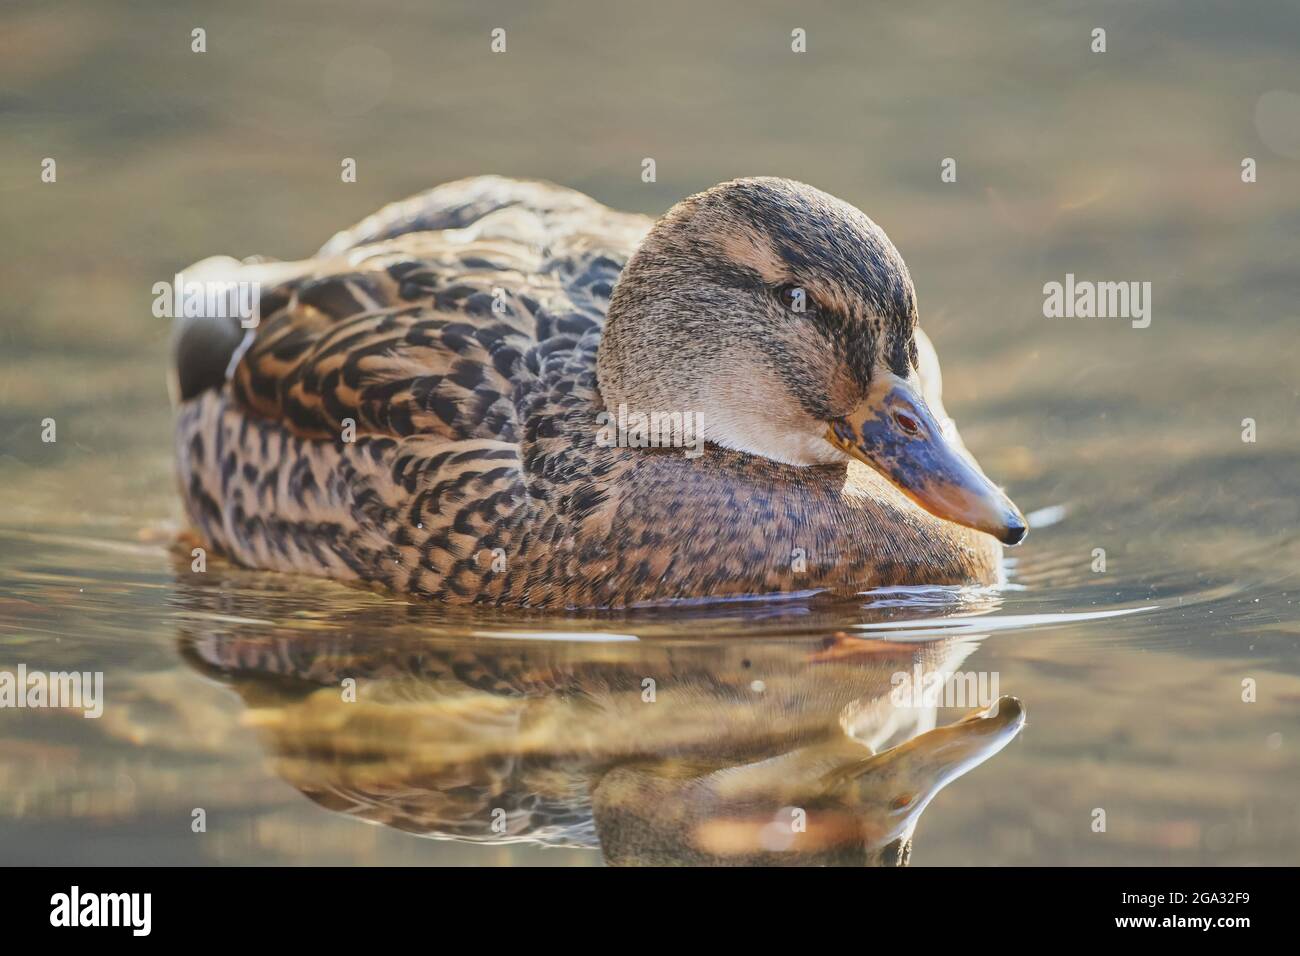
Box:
599;177;1026;545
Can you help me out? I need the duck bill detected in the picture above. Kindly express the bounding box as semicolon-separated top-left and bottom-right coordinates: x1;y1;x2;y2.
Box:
826;374;1027;545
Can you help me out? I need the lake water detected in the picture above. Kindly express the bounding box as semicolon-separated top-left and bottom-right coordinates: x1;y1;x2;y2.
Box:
1;0;1298;865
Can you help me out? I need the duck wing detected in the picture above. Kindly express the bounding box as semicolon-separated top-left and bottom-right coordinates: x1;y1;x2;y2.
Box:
225;178;645;444
172;178;648;598
229;243;541;444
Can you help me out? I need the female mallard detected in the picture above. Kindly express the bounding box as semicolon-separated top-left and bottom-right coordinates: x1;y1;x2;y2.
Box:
172;176;1026;607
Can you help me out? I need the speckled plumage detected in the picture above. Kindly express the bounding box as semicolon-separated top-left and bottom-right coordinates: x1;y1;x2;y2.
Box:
173;176;1001;607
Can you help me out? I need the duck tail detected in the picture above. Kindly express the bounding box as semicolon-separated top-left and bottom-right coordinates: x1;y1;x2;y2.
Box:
167;255;253;406
168;255;313;406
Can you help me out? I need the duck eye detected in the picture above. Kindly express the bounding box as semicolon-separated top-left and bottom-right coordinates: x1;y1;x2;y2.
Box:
894;411;920;436
890;793;914;811
777;283;814;314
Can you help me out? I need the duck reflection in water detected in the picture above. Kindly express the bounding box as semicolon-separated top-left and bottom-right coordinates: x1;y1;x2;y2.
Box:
176;579;1024;866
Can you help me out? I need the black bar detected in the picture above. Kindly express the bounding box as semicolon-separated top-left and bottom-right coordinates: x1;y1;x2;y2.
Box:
2;867;1280;940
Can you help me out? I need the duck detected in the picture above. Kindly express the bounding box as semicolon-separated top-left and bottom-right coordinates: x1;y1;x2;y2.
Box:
171;175;1026;608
